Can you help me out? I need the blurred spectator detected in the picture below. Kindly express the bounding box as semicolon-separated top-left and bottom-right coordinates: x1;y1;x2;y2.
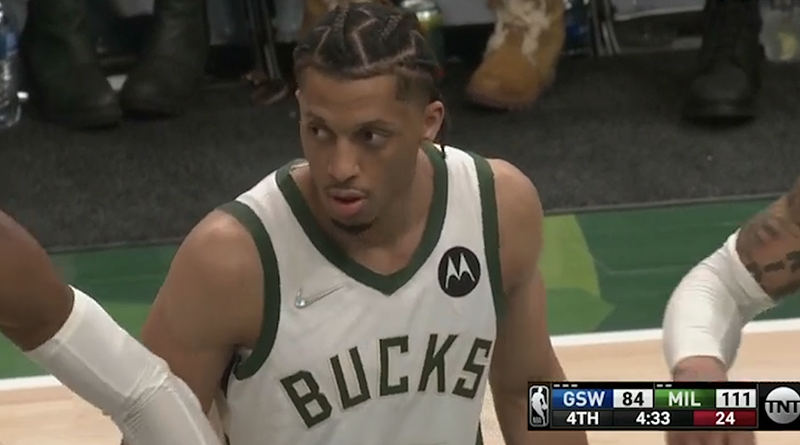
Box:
302;0;566;111
21;0;208;129
684;0;762;122
465;0;565;110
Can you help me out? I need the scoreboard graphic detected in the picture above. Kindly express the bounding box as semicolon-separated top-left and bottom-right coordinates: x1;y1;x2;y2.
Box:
527;382;800;430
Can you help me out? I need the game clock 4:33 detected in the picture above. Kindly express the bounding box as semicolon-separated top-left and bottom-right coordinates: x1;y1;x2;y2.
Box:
578;409;694;428
635;410;670;426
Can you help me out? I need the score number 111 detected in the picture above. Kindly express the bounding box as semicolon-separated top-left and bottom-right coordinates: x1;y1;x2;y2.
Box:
716;389;757;409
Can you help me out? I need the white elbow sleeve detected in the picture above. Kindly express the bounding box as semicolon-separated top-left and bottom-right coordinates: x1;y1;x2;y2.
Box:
24;286;165;417
115;370;224;445
24;287;221;445
663;231;777;371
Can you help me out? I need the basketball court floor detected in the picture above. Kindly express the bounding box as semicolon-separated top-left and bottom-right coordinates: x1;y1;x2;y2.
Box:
1;320;797;445
1;199;799;444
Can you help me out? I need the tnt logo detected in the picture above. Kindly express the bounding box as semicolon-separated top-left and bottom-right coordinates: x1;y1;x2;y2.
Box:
528;385;550;429
764;386;800;425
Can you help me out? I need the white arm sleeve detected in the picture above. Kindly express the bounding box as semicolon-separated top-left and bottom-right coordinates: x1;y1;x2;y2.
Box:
663;230;777;371
24;287;223;445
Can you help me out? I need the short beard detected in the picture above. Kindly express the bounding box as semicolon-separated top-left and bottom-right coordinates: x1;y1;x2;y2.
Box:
331;218;373;235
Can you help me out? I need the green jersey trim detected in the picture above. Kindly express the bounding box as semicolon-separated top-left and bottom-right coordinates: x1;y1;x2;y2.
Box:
275;144;449;295
217;200;282;380
466;152;506;320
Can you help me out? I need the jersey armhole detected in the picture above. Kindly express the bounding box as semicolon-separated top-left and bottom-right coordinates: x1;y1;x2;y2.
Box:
216;200;282;380
467;152;507;321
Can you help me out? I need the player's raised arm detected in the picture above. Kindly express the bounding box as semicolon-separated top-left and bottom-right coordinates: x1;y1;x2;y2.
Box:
485;160;589;445
0;209;222;445
140;208;266;416
663;177;800;384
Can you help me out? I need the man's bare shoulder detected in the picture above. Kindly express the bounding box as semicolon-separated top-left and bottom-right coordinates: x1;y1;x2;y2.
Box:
140;209;266;409
485;159;544;291
173;209;263;288
145;208;264;349
486;158;543;235
159;209;263;316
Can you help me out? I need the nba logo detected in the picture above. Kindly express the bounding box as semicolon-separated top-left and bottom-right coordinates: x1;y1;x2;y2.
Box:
528;385;550;428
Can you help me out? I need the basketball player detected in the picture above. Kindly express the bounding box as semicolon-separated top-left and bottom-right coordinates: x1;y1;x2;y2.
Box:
137;3;588;445
0;210;221;445
661;179;800;445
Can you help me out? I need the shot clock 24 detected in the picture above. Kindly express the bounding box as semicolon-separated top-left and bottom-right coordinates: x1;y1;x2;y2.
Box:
527;381;800;431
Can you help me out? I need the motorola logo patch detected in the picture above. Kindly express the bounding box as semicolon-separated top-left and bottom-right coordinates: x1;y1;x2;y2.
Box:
437;246;480;297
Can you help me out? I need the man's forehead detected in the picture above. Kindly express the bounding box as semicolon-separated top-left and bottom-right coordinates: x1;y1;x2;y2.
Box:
300;69;400;99
300;93;408;128
297;70;416;126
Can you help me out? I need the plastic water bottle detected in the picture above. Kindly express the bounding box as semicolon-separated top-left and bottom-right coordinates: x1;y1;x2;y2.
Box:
0;0;21;130
760;0;800;62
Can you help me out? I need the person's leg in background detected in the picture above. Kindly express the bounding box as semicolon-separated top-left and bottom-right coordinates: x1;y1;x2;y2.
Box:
465;0;564;110
119;0;209;118
683;0;762;123
22;0;122;128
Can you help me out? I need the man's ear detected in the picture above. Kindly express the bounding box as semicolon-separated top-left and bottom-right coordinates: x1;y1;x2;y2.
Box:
422;100;445;142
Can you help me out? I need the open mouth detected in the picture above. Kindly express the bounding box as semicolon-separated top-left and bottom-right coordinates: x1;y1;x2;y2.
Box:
332;196;362;204
328;193;366;218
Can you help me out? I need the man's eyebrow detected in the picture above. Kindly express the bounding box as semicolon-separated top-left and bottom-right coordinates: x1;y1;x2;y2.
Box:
302;114;398;130
302;111;324;121
358;119;397;129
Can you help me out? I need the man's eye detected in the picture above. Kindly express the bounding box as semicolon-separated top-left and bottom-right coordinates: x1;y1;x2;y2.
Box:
359;130;387;146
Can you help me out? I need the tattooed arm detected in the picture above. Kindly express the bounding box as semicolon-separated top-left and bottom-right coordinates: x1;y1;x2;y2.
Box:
736;179;800;299
659;184;800;445
662;180;800;383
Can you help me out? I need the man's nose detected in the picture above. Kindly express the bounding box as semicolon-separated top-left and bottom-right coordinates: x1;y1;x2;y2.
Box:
327;141;361;183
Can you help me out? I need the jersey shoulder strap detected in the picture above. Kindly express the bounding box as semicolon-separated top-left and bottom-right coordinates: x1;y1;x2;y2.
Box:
441;145;507;319
215;174;285;380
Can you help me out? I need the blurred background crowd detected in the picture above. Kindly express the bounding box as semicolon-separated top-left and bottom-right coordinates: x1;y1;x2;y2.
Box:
0;0;794;131
1;0;800;251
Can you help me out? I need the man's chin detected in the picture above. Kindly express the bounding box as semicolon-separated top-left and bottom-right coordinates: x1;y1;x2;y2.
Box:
330;218;374;235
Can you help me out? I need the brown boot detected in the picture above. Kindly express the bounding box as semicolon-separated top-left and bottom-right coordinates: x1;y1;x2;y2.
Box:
466;0;565;110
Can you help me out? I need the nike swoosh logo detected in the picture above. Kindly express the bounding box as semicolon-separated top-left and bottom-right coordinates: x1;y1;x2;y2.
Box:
295;284;345;308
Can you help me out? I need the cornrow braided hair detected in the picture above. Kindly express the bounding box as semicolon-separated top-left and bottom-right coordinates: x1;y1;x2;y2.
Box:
293;1;449;147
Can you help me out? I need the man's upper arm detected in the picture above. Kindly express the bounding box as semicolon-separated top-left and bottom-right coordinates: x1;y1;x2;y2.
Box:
141;210;265;412
735;176;800;299
484;159;559;394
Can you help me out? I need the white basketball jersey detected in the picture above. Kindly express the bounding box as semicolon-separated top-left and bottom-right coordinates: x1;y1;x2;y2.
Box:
216;145;505;445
